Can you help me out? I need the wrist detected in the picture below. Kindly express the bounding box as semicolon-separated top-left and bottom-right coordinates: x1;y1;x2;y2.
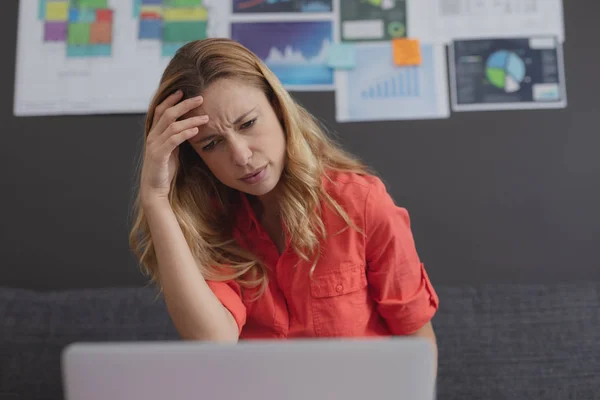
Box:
140;195;172;214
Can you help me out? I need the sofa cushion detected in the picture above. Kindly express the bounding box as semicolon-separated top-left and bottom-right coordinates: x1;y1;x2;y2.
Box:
1;286;178;400
432;282;600;400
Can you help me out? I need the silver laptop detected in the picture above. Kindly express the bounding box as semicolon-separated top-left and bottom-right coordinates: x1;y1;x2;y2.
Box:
62;338;436;400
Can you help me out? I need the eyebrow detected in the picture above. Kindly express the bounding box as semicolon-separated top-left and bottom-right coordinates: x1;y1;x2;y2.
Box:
232;106;257;125
194;107;257;145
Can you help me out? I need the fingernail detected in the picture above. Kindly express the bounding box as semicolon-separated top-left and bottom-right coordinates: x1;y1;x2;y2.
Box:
194;95;203;101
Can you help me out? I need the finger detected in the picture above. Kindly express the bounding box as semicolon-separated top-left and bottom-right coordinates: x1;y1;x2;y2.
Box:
159;115;209;144
160;127;200;156
152;90;184;130
153;95;205;138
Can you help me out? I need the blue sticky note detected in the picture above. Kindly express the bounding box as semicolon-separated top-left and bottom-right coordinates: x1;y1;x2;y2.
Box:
327;43;356;69
39;0;46;20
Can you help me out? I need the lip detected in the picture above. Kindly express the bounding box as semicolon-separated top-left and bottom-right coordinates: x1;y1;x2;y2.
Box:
240;165;268;184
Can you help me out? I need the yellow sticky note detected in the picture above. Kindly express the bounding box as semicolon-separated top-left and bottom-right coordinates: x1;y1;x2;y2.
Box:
163;7;208;21
392;38;422;66
46;1;69;21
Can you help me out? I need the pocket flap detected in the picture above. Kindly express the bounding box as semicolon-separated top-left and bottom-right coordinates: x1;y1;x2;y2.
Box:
310;265;367;298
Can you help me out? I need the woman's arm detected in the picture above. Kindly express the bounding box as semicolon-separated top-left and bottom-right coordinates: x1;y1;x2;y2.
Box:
145;200;240;342
363;177;439;374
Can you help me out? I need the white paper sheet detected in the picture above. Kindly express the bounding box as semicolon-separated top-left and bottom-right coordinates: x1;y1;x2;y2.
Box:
335;42;450;122
407;0;441;43
435;0;565;43
14;0;232;117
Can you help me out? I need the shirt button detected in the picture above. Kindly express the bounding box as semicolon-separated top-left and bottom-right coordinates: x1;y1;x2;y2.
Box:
336;284;343;292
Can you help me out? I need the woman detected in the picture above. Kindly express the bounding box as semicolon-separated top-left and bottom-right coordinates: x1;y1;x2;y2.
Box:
129;38;439;352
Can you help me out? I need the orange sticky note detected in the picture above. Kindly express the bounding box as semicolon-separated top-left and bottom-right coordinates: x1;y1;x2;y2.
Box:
392;38;422;66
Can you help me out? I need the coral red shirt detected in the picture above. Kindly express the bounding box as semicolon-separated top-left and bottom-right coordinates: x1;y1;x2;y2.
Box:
207;171;439;339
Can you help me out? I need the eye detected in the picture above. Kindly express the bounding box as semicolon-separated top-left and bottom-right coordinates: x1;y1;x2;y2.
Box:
240;118;257;130
202;140;219;151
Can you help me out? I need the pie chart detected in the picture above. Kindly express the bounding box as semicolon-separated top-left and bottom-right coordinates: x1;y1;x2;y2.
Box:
485;50;526;93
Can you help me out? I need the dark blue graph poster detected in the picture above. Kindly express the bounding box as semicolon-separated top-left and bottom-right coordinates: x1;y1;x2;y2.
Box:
450;37;567;111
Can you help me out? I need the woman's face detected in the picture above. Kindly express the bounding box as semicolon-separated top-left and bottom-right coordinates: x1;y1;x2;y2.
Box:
186;78;287;198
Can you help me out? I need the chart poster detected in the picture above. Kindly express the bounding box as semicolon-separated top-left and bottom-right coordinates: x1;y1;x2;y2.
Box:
233;0;333;13
339;0;407;42
231;20;334;91
15;0;230;116
449;37;567;111
335;42;450;122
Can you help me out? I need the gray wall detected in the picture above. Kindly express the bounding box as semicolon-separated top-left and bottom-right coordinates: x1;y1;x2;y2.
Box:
2;1;598;290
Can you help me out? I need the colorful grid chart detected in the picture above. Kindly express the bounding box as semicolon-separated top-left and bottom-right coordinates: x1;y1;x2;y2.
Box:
39;0;114;57
134;0;208;57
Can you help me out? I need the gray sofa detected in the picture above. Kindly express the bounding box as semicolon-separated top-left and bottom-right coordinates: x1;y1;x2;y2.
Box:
1;282;599;400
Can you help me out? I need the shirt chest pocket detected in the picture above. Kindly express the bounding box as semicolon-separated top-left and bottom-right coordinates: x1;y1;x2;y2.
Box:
309;264;372;337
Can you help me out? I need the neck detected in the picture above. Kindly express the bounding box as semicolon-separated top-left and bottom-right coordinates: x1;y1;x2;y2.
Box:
244;177;283;223
256;189;279;221
252;189;286;254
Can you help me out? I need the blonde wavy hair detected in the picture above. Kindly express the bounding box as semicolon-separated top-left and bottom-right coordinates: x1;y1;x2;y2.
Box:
129;38;370;296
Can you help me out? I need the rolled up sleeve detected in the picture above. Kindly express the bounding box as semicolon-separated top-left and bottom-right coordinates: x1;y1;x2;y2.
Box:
206;280;247;335
365;177;439;335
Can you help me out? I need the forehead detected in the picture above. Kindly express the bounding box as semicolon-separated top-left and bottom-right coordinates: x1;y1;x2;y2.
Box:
198;78;266;115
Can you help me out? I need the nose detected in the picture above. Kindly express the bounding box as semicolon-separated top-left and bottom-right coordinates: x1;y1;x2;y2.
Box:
229;137;252;166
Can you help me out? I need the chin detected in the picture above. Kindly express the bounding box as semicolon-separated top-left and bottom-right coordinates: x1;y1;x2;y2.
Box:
240;178;278;197
243;185;275;197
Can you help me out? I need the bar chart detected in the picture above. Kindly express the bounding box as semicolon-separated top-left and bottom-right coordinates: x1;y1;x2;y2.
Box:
360;67;420;99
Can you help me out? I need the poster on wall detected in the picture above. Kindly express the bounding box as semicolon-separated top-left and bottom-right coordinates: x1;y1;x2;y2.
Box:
231;20;334;91
338;0;407;42
333;0;439;44
14;0;229;116
449;36;567;111
335;42;450;122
